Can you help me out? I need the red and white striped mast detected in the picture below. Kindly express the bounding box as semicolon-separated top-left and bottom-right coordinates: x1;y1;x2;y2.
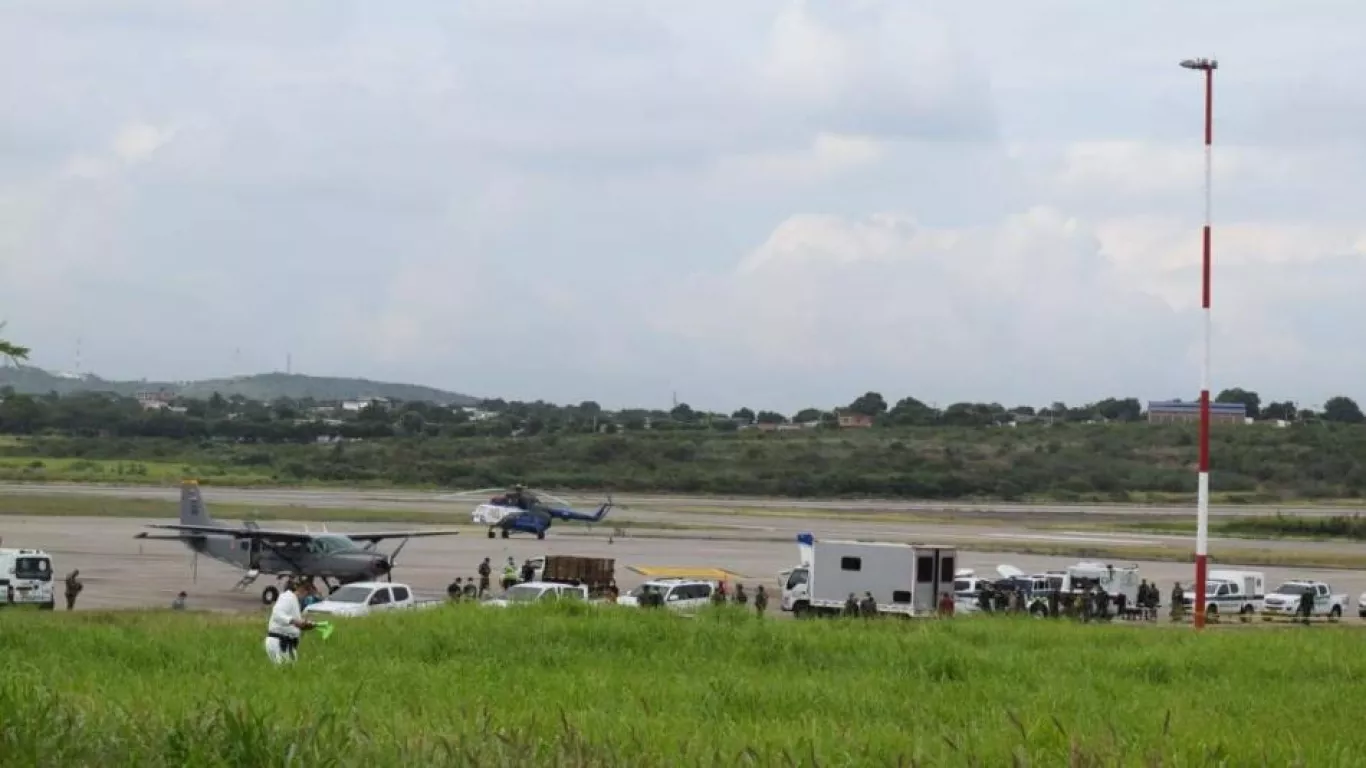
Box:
1180;56;1217;630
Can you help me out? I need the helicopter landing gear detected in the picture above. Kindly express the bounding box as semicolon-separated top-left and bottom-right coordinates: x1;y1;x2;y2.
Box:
500;528;510;539
536;530;546;540
487;528;496;539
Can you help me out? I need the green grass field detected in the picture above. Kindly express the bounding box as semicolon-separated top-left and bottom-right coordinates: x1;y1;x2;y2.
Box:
1;606;1362;766
0;457;276;486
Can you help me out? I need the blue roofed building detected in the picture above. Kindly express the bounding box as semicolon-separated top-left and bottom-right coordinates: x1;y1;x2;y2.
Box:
1146;400;1247;425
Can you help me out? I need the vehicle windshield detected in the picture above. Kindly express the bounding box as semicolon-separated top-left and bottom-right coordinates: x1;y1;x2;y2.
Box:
504;585;547;602
785;568;808;590
14;557;51;581
953;579;972;593
1205;582;1227;596
326;585;373;603
1273;584;1312;596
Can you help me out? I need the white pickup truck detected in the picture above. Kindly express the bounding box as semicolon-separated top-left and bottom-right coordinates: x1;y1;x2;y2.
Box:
483;581;590;607
303;581;442;618
1260;580;1347;620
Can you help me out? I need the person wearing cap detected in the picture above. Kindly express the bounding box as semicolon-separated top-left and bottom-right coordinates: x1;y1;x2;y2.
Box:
265;578;319;664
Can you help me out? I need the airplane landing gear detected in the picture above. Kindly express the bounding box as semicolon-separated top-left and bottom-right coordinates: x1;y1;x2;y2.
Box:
262;585;279;604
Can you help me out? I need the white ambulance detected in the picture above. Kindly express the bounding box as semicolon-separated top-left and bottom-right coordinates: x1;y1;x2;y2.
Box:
0;548;56;609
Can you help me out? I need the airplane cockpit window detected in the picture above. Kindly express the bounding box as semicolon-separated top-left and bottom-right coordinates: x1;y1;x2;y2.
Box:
309;535;360;554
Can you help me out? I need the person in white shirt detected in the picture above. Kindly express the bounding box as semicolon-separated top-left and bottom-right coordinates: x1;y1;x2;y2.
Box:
265;579;318;664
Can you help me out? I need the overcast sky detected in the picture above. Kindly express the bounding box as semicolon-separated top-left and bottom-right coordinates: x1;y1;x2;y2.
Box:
2;1;1363;413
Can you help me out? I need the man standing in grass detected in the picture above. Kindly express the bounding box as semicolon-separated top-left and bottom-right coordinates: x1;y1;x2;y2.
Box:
754;585;768;618
265;578;319;665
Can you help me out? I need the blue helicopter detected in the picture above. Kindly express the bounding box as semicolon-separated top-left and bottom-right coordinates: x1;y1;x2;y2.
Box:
458;485;615;539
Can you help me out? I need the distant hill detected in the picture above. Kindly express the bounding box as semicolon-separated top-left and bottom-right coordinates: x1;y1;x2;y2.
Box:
0;366;480;406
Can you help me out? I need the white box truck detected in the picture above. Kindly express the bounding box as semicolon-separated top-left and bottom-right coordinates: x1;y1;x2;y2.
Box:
0;548;56;609
785;539;957;618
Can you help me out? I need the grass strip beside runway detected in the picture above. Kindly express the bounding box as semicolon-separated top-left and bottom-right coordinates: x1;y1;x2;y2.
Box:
1;604;1363;766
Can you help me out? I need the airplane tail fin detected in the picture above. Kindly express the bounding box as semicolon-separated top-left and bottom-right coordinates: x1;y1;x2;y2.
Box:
180;479;214;525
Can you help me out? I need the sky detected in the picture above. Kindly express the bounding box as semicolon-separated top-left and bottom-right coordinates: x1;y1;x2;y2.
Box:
2;1;1364;414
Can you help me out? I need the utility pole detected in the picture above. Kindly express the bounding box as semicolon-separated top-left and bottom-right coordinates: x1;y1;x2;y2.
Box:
1180;56;1217;630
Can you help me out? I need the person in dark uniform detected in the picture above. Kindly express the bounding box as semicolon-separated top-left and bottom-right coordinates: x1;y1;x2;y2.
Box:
1048;588;1060;618
463;578;478;599
977;585;992;614
64;569;83;610
1298;587;1314;625
477;558;492;597
754;585;768;617
734;584;748;606
1170;583;1185;622
448;578;464;601
843;593;859;617
520;559;536;583
859;591;877;618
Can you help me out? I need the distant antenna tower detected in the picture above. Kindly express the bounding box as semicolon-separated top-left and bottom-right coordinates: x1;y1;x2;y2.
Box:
74;336;82;375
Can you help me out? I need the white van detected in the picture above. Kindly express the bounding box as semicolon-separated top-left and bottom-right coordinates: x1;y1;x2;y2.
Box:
0;549;55;609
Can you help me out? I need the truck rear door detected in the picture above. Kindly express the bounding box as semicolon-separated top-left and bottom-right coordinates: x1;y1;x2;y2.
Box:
913;549;954;613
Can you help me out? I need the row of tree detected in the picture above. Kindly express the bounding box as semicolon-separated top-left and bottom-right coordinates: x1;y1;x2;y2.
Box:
0;387;1363;443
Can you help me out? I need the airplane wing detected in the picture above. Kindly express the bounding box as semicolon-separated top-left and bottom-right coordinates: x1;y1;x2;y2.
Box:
142;523;462;543
336;529;463;543
143;523;314;542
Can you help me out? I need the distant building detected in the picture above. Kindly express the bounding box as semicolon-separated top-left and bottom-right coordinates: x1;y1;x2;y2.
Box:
136;390;175;410
1146;400;1247;425
341;397;388;412
837;412;875;428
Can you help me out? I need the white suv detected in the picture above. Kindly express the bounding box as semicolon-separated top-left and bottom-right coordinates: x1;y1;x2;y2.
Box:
617;579;715;612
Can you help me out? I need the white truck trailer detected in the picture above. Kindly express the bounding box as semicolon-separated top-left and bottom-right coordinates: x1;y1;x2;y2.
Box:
784;539;957;618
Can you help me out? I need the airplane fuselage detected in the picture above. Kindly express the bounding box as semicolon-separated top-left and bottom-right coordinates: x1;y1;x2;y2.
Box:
190;536;391;582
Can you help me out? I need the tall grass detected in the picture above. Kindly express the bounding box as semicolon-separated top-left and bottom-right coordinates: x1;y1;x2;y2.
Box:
1;606;1363;766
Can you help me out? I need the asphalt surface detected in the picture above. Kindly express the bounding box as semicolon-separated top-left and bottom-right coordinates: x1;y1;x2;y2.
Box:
1;481;1362;518
9;514;1366;620
5;482;1366;618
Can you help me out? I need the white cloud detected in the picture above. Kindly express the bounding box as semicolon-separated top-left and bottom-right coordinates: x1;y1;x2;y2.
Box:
1;0;1366;411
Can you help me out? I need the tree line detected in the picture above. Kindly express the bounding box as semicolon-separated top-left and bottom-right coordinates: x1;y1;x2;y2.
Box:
0;385;1364;443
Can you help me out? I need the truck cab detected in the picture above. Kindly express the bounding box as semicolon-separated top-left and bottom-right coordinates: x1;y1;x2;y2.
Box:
0;549;55;610
780;565;809;612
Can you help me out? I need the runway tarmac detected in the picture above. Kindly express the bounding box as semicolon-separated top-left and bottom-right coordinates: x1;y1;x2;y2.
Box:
1;481;1361;518
10;515;1366;619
